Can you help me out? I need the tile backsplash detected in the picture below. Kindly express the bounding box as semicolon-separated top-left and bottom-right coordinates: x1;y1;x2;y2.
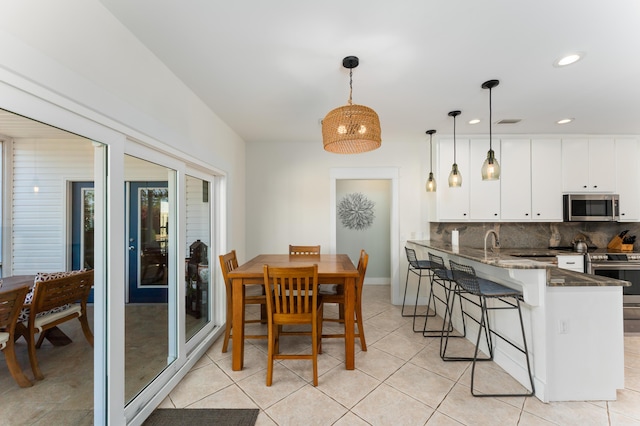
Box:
429;222;640;250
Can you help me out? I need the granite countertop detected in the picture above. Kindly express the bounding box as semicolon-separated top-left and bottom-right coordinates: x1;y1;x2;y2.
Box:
408;240;630;288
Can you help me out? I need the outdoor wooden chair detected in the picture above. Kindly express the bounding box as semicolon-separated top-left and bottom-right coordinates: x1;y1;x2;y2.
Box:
20;270;94;380
0;285;32;387
219;250;267;353
321;249;369;350
263;264;322;386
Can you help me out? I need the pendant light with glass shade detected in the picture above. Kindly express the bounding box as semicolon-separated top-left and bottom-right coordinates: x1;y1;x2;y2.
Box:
425;129;437;192
481;79;500;180
448;110;462;187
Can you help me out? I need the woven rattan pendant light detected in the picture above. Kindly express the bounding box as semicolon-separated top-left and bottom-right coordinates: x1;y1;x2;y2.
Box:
425;129;437;192
322;56;381;154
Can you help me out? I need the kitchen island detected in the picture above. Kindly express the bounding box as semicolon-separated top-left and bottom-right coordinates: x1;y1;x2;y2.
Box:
407;240;629;402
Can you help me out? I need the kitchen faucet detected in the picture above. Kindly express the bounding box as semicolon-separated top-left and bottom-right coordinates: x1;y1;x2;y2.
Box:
484;229;500;258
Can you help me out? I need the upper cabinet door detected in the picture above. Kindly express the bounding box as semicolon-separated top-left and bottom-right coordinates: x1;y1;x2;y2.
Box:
562;138;590;191
531;139;563;221
500;139;532;221
469;139;501;221
588;139;616;192
615;138;640;221
562;138;615;192
436;138;470;221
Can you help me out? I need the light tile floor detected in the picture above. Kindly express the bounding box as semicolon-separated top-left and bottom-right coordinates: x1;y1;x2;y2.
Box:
161;285;640;425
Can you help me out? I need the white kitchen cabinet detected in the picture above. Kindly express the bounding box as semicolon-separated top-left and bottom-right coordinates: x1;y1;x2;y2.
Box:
500;139;531;220
436;138;470;221
615;138;640;221
531;139;563;220
500;139;562;221
562;138;615;192
469;139;501;220
556;254;584;273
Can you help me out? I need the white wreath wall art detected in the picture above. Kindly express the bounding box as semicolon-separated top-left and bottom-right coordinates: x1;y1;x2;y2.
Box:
337;192;376;230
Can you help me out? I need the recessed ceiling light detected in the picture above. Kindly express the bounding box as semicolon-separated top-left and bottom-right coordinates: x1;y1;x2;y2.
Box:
557;118;573;124
468;119;481;125
553;52;585;67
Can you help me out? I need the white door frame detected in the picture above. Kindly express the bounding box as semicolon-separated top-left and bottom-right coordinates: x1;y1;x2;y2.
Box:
329;168;400;303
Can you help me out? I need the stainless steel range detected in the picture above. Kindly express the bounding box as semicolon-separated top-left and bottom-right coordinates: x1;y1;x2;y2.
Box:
586;250;640;322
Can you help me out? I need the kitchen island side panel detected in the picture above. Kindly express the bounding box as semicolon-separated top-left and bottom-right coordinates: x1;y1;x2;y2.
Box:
545;286;625;401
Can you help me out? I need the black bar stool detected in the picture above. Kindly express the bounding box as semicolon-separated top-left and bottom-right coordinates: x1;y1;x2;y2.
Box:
424;253;466;338
446;260;535;397
402;247;435;332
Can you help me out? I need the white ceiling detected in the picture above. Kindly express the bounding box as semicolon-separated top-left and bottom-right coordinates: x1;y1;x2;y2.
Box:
11;1;640;146
0;109;86;140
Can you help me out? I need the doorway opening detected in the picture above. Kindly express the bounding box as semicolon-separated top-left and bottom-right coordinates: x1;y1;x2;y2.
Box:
330;168;400;303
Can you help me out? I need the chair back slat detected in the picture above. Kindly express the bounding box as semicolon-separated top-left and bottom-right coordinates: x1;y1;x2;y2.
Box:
405;247;419;267
264;265;318;317
0;286;29;329
289;245;321;255
357;250;369;284
32;271;93;313
428;253;446;271
449;260;480;294
219;250;238;287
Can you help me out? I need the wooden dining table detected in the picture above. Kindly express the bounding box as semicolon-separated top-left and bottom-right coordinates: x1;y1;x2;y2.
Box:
1;275;35;291
228;253;360;371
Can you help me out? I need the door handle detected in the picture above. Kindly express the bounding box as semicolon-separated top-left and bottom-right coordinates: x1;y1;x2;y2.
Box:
129;246;135;251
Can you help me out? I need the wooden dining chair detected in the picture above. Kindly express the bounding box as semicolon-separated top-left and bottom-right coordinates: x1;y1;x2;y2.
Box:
20;270;94;380
321;249;369;350
289;245;321;255
0;285;32;387
263;264;323;386
219;250;267;353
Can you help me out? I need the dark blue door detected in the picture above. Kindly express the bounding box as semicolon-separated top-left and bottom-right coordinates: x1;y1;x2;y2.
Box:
128;182;169;303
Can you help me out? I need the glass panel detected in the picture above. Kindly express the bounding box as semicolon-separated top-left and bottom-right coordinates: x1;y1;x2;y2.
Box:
139;187;169;287
185;175;211;340
82;187;95;269
124;155;175;403
0;108;101;422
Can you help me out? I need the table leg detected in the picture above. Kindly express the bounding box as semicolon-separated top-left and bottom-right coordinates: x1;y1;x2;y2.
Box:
344;276;355;370
231;278;245;370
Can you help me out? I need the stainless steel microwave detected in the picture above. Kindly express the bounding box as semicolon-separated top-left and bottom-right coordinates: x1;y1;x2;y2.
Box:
563;194;619;222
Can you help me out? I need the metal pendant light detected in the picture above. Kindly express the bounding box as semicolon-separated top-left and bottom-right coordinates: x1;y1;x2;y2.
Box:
322;56;382;154
448;111;462;188
481;79;501;180
426;129;437;192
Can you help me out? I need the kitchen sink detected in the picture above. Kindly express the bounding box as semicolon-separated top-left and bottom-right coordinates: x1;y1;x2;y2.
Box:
495;259;539;266
510;253;556;258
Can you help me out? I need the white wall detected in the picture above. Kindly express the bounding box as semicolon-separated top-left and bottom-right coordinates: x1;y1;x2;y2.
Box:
245;139;430;291
0;0;246;256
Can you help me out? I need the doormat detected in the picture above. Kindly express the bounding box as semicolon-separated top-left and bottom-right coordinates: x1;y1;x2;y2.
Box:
143;408;259;426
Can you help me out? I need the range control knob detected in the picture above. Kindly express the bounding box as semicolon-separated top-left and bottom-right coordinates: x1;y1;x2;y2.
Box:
590;254;608;261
